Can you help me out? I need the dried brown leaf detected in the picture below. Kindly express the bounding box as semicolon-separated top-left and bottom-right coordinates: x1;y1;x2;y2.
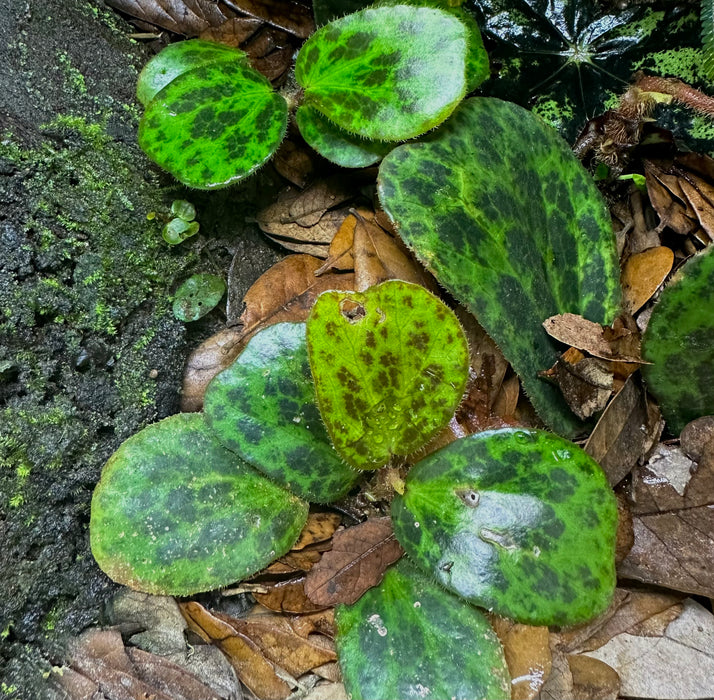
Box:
566;655;619;700
315;213;358;274
273;138;318;189
680;415;714;461
293;512;342;551
180;327;246;412
621;246;675;314
107;0;234;35
490;616;551;700
543;313;643;363
223;0;315;38
535;638;573;700
180;601;292;700
492;373;521;420
262;546;326;574
584;376;663;486
198;16;262;45
254;576;330;614
288;609;336;639
304;517;404;606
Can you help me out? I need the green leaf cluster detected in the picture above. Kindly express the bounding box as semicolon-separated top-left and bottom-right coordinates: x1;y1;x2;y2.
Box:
137;4;489;186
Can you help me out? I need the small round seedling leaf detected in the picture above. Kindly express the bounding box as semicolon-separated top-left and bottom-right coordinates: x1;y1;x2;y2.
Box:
391;428;618;626
295;5;470;141
171;199;197;221
336;560;511;700
296;105;393;168
139;41;288;189
204;323;361;502
306;280;470;470
378;98;621;437
163;218;200;245
137;39;246;106
173;273;226;322
90;413;308;595
642;247;714;435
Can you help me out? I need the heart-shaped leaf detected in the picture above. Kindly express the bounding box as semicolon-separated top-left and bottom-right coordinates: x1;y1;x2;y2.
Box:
307;280;469;470
335;560;511;700
204;322;361;502
642;246;714;435
296;105;393;168
90;413;308;595
295;5;471;141
391;428;618;626
378;98;621;436
138;40;288;189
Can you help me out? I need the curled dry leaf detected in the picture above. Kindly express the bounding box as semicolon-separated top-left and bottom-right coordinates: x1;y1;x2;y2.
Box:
106;0;234;36
292;512;342;551
542;313;643;364
489;616;551;700
566;655;619;700
254;576;329;614
315;212;358;274
199;16;262;46
272;136;318;189
182;255;354;411
304;517;404;606
621;246;675;314
585;376;663;486
223;0;315;38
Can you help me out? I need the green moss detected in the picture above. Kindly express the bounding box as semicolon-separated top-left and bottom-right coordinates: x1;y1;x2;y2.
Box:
56;52;88;95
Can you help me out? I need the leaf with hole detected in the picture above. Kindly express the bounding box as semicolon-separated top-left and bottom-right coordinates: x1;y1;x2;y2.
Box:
335;560;511;700
642;246;714;435
204;322;361;502
391;428;618;626
307;280;470;470
295;5;472;141
378;98;621;436
138;39;287;189
90;413;308;595
173;273;226;321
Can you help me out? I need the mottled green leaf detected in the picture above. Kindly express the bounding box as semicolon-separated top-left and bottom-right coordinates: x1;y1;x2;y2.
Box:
391;428;618;626
306;280;469;470
295;5;470;141
295;105;393;168
378;98;621;436
172;273;226;321
139;40;288;189
336;560;510;700
90;413;308;596
137;39;246;107
642;247;714;435
704;0;714;80
204;323;361;502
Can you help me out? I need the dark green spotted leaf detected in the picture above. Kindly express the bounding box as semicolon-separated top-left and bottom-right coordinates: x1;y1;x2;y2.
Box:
642;247;714;436
378;98;621;436
295;5;471;141
335;560;511;700
204;323;361;502
306;280;470;470
138;40;288;189
469;0;713;148
137;39;246;107
295;105;393;168
391;428;618;626
172;273;226;322
90;413;308;596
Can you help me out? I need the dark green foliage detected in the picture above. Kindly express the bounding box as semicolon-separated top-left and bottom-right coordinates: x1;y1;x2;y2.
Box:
378;97;621;436
90;413;308;595
204;323;361;502
702;0;714;80
391;428;618;626
295;5;471;140
296;105;393;167
642;247;714;435
172;273;226;321
336;560;511;700
307;281;470;470
138;40;288;189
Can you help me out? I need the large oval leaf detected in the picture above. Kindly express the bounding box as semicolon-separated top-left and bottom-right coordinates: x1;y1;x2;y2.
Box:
642;247;714;435
391;428;618;626
139;40;288;189
90;413;308;595
295;5;470;141
336;560;511;700
307;280;470;470
378;98;621;436
204;323;361;502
